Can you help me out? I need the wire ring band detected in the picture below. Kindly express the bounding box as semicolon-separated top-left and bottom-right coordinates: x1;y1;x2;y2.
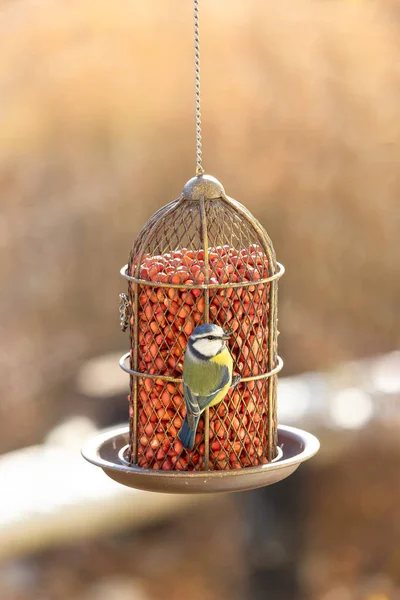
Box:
119;353;283;384
120;262;285;289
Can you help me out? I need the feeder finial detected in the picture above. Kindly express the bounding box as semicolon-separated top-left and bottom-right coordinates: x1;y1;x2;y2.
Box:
182;174;225;200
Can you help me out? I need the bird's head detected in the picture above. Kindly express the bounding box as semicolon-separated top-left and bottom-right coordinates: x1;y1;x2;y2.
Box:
188;323;232;359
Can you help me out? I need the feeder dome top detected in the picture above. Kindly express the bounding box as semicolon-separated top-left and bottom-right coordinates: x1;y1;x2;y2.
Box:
182;174;226;201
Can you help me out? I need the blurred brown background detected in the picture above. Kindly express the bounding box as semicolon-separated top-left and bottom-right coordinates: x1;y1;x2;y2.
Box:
0;0;399;599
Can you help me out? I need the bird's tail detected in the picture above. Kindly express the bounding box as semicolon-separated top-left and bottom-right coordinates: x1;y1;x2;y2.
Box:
179;414;200;451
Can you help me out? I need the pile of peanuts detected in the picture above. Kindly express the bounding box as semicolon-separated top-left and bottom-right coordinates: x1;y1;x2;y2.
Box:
128;245;272;471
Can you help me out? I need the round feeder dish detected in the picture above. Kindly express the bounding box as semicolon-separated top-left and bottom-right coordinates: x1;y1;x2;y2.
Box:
82;424;320;495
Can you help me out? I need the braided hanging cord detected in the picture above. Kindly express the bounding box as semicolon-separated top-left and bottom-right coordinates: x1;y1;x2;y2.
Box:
194;0;204;176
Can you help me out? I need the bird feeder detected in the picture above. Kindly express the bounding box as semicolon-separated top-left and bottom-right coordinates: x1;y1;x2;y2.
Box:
123;175;283;467
82;1;319;494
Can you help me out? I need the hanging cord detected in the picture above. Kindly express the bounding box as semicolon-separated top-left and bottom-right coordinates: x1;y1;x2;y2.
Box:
194;0;204;176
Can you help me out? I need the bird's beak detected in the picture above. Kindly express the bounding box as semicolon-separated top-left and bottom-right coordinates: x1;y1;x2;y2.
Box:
222;330;233;340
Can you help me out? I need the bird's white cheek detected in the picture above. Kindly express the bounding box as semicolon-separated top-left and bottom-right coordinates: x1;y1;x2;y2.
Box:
193;339;221;357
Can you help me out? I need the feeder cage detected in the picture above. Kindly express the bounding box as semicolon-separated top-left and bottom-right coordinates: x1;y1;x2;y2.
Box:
120;174;284;473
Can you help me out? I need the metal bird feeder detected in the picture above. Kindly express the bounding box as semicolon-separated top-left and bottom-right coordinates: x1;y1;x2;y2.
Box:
82;1;319;493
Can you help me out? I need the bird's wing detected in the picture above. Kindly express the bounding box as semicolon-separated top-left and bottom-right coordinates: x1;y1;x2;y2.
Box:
183;382;201;430
183;383;201;417
183;366;230;428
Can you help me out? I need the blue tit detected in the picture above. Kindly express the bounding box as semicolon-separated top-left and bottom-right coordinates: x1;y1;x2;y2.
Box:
179;323;240;450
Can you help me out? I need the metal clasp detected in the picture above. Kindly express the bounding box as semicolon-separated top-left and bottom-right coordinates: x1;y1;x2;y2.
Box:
119;293;130;332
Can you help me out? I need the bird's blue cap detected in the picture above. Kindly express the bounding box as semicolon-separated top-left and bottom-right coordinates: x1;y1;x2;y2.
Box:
191;324;232;339
192;324;220;336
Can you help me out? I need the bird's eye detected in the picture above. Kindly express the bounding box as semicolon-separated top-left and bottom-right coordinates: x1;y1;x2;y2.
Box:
207;336;213;340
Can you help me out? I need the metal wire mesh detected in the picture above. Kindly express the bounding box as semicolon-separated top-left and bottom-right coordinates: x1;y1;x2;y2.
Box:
122;189;283;472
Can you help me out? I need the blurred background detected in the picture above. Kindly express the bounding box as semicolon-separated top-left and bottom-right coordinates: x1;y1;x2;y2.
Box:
1;0;399;598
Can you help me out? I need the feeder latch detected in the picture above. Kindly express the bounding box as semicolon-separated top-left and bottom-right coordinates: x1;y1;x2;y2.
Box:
119;293;130;332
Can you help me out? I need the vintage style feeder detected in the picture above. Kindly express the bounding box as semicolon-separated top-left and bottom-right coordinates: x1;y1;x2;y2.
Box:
82;0;319;493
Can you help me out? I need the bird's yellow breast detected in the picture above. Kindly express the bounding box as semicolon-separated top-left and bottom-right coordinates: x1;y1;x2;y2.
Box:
210;346;233;368
207;347;233;408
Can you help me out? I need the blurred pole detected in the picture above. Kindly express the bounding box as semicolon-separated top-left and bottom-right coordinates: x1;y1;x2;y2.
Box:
239;470;304;600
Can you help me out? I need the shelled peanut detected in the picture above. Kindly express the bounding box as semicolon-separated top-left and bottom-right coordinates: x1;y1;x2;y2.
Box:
128;245;272;470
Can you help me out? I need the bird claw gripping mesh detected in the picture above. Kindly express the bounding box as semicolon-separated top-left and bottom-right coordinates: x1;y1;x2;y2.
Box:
119;175;284;472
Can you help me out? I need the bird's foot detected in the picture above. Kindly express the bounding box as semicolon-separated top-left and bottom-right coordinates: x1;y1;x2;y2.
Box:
231;375;241;388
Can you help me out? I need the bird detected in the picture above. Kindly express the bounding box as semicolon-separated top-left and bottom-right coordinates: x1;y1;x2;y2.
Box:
179;323;240;450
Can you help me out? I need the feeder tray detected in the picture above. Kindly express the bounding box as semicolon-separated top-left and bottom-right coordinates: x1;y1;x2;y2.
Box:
82;424;320;494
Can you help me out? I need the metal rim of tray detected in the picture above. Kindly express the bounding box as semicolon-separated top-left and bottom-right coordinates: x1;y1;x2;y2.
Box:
81;424;320;494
